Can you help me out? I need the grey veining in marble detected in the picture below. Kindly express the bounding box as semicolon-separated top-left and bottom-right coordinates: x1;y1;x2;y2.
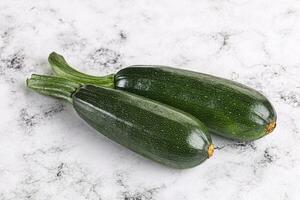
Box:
0;0;300;199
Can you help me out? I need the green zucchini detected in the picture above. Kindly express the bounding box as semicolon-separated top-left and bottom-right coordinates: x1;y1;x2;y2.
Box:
49;52;277;141
26;74;213;169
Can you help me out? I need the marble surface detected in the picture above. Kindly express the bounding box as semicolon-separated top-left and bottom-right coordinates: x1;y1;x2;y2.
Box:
0;0;300;199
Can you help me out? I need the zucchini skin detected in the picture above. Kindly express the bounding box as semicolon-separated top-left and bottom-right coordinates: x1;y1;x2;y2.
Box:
115;66;277;141
73;85;212;169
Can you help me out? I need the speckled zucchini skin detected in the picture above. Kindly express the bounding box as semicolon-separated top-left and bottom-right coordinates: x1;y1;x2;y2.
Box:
73;85;212;168
115;66;277;141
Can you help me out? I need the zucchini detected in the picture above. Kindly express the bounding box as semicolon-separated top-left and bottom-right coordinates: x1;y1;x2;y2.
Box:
49;52;277;141
26;74;213;169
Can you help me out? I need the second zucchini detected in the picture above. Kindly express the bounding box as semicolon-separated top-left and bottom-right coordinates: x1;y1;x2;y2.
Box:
49;52;277;141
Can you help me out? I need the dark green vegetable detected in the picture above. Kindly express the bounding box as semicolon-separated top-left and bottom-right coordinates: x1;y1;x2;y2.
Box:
26;74;213;169
49;52;277;141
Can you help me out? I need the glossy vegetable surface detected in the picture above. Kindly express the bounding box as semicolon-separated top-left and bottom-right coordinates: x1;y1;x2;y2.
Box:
115;67;277;141
27;74;213;169
49;52;277;141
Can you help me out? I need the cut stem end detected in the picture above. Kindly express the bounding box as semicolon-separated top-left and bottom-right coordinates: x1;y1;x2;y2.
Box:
26;74;80;103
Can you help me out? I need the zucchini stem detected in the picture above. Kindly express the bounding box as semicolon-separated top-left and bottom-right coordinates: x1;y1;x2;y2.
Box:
48;52;115;88
26;74;81;103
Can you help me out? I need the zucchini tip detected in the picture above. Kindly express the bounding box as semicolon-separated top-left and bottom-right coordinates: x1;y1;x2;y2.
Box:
208;144;214;158
266;120;276;134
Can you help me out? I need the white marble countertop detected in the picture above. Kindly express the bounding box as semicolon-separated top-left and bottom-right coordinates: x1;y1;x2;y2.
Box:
1;0;300;199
